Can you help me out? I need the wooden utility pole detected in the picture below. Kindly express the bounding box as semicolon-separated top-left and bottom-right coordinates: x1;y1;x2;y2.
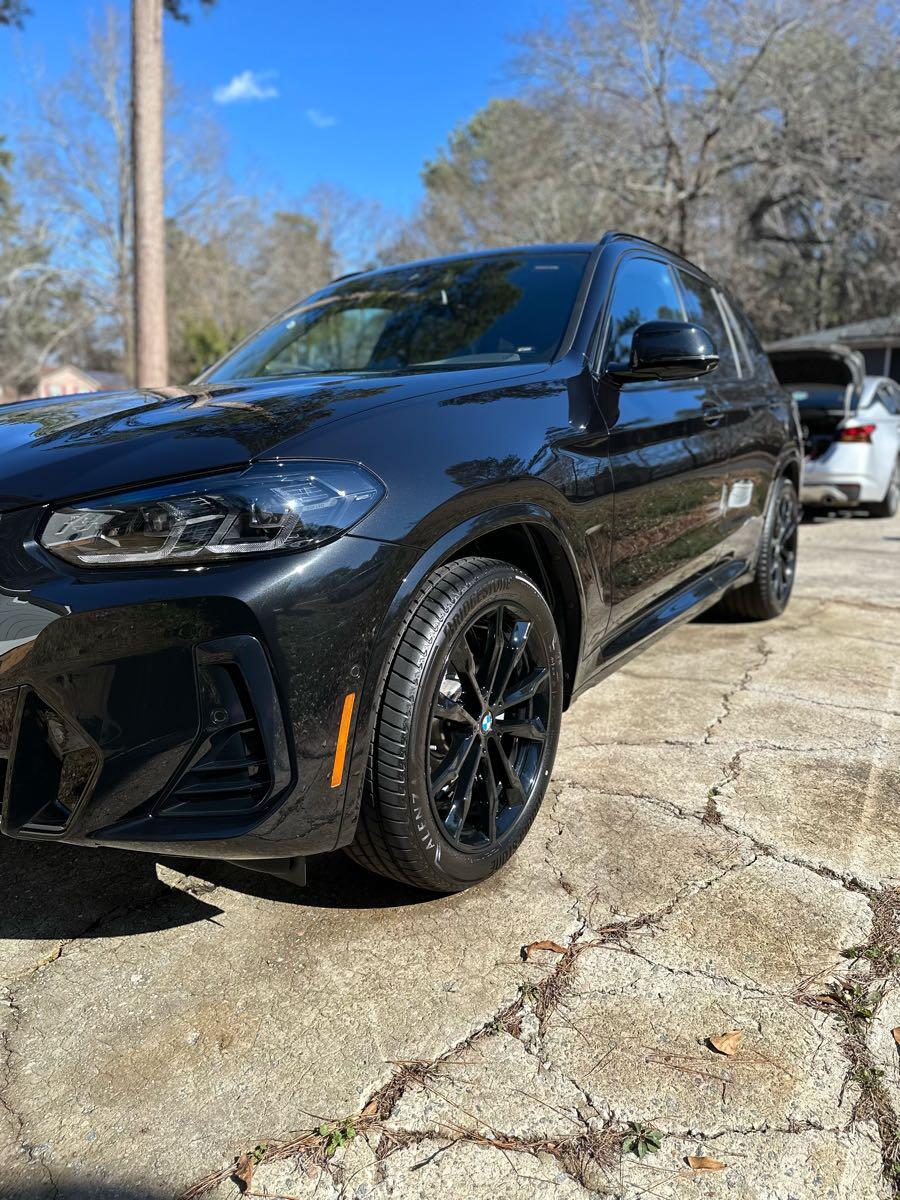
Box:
131;0;168;387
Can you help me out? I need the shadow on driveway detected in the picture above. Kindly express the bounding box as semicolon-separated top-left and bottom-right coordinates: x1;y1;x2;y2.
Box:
0;834;429;946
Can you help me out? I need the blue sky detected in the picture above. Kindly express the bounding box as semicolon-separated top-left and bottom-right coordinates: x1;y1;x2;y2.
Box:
0;0;554;215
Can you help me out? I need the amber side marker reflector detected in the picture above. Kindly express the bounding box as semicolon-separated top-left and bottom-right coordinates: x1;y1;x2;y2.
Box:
330;692;356;788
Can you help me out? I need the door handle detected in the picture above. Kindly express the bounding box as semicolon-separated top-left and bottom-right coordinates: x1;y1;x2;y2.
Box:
702;402;725;427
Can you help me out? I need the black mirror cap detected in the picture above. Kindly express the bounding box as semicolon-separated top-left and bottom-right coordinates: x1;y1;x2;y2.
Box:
609;320;719;383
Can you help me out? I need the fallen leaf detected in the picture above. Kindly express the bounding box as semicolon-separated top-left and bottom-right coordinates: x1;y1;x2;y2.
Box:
522;940;567;960
687;1155;726;1171
360;1098;380;1119
892;1027;900;1044
708;1029;743;1056
232;1153;254;1193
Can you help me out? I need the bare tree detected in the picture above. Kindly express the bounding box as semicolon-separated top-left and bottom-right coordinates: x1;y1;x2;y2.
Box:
405;0;900;338
167;198;345;382
0;148;89;390
131;0;167;386
17;7;230;380
131;0;217;387
17;12;134;369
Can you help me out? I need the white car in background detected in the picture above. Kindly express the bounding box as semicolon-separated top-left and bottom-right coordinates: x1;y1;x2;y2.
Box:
768;342;900;518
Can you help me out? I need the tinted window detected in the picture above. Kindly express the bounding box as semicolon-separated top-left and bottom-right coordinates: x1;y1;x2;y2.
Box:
676;270;738;378
889;352;900;384
202;252;589;382
862;347;887;376
791;383;850;411
604;257;684;365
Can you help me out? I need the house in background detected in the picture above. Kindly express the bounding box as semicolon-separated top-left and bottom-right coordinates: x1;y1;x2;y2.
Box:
771;313;900;381
32;364;128;399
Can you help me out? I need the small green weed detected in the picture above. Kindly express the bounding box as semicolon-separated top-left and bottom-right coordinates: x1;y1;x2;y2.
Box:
318;1119;356;1158
622;1121;663;1159
854;1065;886;1088
841;944;900;970
824;980;882;1022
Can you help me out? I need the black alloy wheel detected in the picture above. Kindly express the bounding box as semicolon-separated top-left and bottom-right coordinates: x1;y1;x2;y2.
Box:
719;475;799;621
347;557;563;892
769;484;799;604
428;601;552;850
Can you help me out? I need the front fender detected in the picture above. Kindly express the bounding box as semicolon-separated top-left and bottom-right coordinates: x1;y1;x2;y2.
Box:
334;501;586;847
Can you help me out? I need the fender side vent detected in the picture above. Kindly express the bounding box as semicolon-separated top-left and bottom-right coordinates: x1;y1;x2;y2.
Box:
156;639;290;819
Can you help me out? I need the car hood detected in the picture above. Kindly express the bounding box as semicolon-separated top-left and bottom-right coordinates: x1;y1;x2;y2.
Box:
0;364;541;511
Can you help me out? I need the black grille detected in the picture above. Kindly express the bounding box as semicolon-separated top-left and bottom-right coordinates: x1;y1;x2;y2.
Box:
1;688;100;834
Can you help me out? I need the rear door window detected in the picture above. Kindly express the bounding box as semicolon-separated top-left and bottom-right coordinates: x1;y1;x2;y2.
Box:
675;269;739;379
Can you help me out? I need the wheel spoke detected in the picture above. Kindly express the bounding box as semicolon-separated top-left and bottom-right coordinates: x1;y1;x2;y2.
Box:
494;739;527;809
499;665;549;712
449;636;487;713
444;739;483;842
497;715;547;741
778;507;798;547
432;731;478;794
491;619;531;707
483;751;500;842
434;694;477;726
481;605;505;698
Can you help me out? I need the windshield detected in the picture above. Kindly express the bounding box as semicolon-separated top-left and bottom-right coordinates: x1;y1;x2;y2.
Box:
200;252;589;383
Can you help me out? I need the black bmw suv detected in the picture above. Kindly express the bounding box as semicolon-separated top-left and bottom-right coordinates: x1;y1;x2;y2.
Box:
0;233;800;892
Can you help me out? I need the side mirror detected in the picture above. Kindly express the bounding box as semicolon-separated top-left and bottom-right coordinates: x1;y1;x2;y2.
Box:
607;320;719;383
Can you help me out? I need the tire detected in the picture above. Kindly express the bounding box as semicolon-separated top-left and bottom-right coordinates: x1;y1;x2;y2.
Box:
719;476;799;621
868;463;899;519
346;557;564;892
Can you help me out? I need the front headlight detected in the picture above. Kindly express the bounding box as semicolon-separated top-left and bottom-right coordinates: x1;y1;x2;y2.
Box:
40;461;385;567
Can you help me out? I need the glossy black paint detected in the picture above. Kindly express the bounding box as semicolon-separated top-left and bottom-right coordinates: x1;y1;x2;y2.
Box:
0;233;800;866
609;319;719;382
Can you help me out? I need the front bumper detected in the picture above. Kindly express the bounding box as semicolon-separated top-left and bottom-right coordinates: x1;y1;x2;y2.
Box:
0;511;415;862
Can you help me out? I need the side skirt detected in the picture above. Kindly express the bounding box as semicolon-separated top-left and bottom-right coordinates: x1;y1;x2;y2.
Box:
572;556;751;699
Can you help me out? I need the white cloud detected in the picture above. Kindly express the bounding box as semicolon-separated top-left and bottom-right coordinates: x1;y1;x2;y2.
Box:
213;70;279;105
306;107;337;129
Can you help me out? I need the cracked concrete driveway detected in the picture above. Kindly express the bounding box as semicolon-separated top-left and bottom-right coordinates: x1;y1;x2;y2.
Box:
1;511;898;1200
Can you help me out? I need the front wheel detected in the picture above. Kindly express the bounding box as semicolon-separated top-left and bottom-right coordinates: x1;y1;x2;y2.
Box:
346;557;563;892
719;475;799;621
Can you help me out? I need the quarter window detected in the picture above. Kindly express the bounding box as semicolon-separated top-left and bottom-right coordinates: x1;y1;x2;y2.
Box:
726;301;771;378
603;257;684;367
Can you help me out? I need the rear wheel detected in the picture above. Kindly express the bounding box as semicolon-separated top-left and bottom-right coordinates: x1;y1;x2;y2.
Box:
868;463;899;518
346;557;563;892
719;476;799;621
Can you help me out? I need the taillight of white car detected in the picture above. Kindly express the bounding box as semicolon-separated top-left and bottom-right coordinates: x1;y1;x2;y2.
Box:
838;423;877;443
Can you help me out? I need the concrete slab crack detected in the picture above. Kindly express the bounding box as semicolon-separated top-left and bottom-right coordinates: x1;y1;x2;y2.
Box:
703;635;773;745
